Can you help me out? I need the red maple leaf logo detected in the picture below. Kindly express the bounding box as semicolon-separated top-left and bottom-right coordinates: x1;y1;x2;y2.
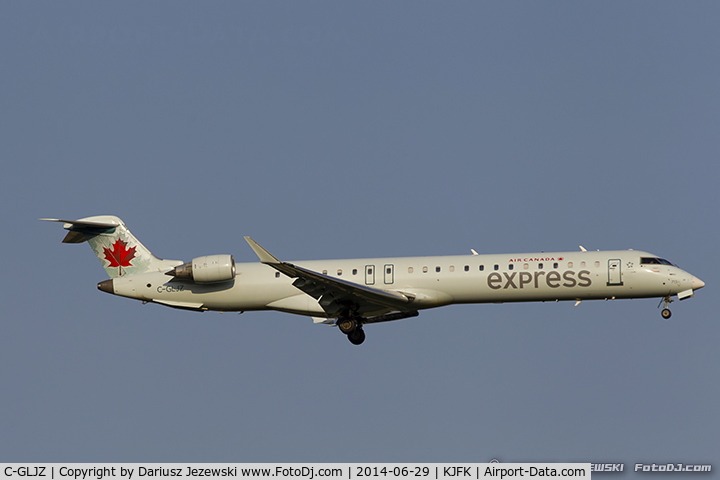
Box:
103;239;136;276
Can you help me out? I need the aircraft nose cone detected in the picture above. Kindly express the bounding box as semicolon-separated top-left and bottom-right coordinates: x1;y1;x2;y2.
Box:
692;276;705;290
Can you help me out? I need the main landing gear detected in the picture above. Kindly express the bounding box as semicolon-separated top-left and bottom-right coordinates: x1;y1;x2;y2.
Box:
347;328;366;345
336;317;366;345
659;295;673;320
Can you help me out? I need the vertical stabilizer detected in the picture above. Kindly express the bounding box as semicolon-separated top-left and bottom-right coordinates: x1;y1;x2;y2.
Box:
41;216;181;278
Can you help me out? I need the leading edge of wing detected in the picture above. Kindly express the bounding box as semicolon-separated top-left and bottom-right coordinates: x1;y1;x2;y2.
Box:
244;237;412;310
40;217;120;230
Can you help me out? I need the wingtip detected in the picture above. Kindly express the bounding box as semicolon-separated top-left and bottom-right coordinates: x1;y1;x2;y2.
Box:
244;237;281;264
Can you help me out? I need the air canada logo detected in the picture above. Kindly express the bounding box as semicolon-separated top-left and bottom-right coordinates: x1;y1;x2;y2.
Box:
509;257;564;262
103;239;136;276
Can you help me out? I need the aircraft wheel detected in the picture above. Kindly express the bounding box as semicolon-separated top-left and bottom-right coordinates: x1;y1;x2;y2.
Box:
347;328;366;345
337;318;357;334
661;308;672;320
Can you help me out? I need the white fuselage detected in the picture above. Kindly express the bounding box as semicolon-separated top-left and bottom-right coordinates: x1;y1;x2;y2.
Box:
108;249;701;317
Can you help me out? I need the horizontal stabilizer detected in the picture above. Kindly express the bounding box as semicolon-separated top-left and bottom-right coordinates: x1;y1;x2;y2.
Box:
42;215;181;277
40;218;121;229
41;217;120;243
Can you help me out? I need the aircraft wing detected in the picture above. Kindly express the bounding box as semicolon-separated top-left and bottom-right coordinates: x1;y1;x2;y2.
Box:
244;237;413;317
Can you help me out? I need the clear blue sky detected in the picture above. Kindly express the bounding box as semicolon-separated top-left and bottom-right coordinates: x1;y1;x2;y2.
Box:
1;2;718;472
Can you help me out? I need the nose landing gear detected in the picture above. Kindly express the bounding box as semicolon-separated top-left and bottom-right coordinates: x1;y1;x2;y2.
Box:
658;295;673;319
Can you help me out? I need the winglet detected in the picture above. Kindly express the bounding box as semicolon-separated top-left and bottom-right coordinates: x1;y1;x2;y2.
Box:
244;237;281;264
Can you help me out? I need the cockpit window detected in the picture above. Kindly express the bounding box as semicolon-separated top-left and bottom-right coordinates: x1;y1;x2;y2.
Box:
640;257;675;266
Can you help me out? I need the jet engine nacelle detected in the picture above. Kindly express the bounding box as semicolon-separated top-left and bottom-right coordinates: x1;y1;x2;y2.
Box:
166;254;235;284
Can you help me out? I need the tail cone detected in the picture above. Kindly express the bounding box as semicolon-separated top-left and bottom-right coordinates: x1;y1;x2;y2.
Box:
97;279;114;294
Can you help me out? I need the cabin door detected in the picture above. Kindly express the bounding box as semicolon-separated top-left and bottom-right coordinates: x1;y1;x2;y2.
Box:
607;259;623;286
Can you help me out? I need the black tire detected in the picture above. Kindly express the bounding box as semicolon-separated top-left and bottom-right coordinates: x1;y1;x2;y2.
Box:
661;308;672;319
337;318;357;334
347;328;366;345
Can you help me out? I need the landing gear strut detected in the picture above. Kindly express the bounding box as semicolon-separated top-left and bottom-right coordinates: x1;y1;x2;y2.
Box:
659;295;673;319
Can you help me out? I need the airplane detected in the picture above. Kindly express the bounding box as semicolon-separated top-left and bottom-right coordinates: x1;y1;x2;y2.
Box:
42;215;705;345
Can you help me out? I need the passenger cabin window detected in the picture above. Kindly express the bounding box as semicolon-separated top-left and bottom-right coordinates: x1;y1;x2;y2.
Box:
553;263;558;269
322;270;328;275
337;269;342;276
352;269;358;275
494;265;499;271
508;264;514;270
568;262;573;268
436;266;441;273
523;263;529;270
275;272;280;278
449;265;455;272
408;267;414;273
595;261;600;268
479;265;485;271
423;266;428;273
464;265;469;272
538;263;544;270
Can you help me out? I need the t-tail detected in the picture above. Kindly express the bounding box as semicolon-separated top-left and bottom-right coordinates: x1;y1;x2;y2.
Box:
41;215;181;278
